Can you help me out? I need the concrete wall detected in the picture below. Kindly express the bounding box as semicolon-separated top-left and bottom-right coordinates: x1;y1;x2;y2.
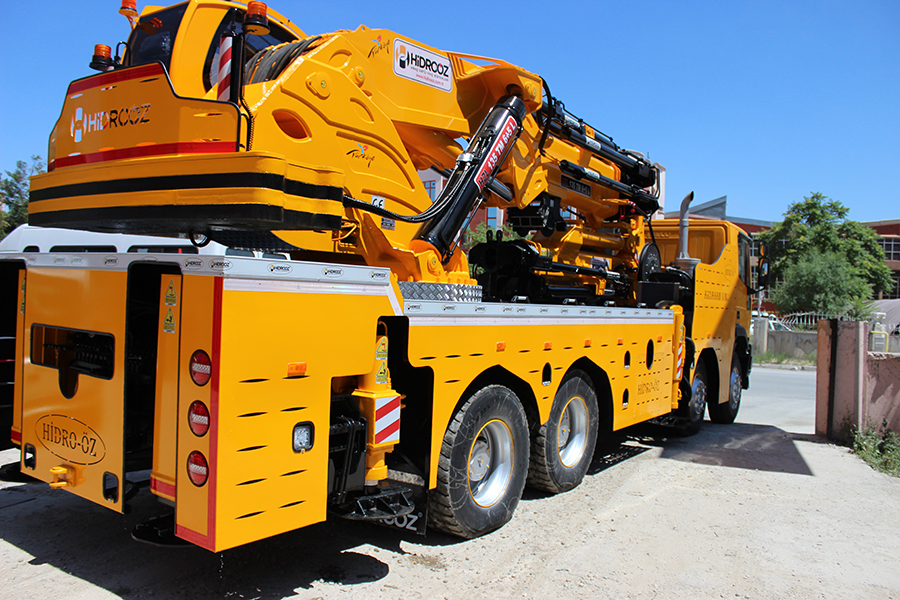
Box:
816;320;900;441
866;353;900;431
767;330;818;359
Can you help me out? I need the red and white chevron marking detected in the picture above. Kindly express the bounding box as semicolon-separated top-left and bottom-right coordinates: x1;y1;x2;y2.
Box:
374;395;401;444
216;35;232;102
675;335;685;381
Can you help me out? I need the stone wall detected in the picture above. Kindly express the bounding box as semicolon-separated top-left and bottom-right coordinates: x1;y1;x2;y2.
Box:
816;320;900;441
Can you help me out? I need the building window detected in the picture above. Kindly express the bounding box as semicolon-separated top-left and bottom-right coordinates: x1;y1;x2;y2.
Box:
423;180;436;202
878;237;900;262
886;271;900;300
486;207;502;229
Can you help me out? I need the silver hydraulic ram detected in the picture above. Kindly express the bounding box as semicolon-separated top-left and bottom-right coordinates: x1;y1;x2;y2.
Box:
414;95;527;263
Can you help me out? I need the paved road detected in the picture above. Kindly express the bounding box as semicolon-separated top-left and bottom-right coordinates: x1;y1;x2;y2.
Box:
2;365;898;600
739;366;818;434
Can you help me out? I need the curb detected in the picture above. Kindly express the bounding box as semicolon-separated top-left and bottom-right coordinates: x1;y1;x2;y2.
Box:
755;363;817;372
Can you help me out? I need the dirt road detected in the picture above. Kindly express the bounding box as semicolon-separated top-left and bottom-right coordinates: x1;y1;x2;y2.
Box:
2;367;899;599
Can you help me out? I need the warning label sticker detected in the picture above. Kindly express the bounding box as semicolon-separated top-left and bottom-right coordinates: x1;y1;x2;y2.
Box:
164;280;177;306
376;337;388;360
375;361;388;385
163;307;176;334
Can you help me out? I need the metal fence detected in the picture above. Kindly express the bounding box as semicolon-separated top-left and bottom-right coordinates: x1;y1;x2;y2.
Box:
781;312;843;331
780;312;900;352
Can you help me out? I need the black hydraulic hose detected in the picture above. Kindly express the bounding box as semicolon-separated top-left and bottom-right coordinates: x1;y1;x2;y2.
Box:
415;95;528;262
537;79;554;156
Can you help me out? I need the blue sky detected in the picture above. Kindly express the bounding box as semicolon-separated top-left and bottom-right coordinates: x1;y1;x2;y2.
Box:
1;0;897;223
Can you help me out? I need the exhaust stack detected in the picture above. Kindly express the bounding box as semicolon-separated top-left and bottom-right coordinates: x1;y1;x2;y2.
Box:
674;191;701;276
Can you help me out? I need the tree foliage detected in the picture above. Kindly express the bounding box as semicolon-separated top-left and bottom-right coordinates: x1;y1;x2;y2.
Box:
1;156;44;239
460;221;519;252
758;192;891;312
769;251;870;314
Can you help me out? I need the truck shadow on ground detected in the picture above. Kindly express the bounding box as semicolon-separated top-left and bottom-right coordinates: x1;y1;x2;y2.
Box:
0;421;816;598
632;421;816;475
0;476;412;599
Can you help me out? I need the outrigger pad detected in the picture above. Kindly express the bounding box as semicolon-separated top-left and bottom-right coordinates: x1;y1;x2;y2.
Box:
131;514;191;547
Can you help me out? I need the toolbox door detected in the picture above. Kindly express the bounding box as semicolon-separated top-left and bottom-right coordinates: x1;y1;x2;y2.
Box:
20;268;128;512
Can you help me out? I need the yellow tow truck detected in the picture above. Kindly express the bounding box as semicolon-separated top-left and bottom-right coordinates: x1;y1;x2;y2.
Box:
0;0;765;550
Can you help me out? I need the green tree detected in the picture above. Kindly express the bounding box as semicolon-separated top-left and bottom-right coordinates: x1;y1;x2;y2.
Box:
770;251;870;314
759;193;891;312
1;156;45;239
460;221;519;252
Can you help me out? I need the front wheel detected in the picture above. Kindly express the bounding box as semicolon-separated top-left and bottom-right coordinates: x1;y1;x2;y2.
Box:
429;385;529;538
709;353;742;424
528;370;599;493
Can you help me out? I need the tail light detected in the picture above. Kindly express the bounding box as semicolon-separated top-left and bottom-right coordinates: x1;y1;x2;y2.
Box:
187;451;209;487
188;401;210;437
190;350;212;386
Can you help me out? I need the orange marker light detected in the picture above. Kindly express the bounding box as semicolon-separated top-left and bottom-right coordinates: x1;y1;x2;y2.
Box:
496;341;506;352
244;1;270;35
617;338;624;345
119;0;138;18
543;341;552;350
89;44;114;72
584;338;592;348
287;362;307;377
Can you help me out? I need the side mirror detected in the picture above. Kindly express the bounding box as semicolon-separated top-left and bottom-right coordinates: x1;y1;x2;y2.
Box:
758;241;769;258
756;256;770;290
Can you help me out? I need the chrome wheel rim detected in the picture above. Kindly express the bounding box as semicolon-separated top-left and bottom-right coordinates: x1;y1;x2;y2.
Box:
729;366;742;411
468;419;514;507
557;395;588;468
691;376;707;421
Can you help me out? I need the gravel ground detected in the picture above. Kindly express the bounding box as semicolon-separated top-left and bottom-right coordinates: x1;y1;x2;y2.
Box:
2;367;898;600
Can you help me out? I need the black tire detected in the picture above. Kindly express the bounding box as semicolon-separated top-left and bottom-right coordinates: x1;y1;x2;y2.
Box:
429;385;529;538
675;360;708;436
709;353;741;424
528;370;599;493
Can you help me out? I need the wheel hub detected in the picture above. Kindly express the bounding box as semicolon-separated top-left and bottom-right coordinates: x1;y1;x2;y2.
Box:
467;419;514;507
730;366;742;410
557;396;588;468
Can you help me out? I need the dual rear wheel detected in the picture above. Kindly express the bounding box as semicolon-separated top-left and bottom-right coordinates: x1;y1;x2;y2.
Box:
429;371;599;538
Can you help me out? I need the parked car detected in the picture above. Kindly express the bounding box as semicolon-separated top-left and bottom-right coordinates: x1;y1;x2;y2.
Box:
750;311;792;336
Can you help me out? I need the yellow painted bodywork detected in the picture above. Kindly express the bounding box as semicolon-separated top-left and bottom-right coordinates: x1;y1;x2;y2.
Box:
201;278;396;551
3;0;751;555
19;268;128;512
651;219;752;405
30;0;652;289
174;274;216;545
407;314;679;489
151;275;182;503
11;270;26;444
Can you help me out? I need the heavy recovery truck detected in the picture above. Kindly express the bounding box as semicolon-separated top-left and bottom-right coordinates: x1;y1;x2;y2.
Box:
0;0;764;550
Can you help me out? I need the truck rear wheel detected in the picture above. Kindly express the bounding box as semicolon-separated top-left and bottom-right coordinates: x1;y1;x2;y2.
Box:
674;360;708;436
527;370;598;493
709;353;741;424
429;385;529;538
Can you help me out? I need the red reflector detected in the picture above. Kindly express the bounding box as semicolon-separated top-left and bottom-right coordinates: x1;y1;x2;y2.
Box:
190;350;212;386
187;451;209;487
188;401;210;437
